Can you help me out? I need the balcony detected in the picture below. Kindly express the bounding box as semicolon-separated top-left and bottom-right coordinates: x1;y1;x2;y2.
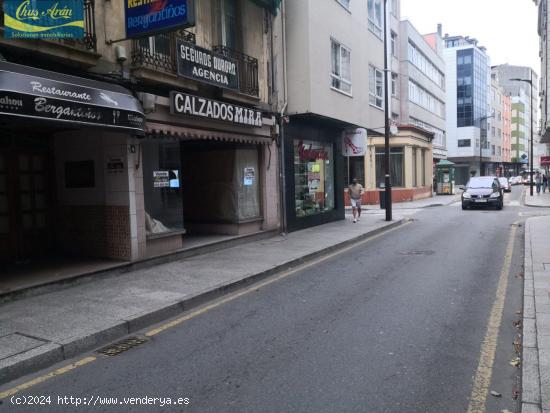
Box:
0;0;96;51
131;29;196;75
132;31;259;99
212;45;259;98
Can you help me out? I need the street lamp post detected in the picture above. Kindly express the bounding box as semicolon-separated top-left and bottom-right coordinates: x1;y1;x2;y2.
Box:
383;0;392;221
510;74;535;196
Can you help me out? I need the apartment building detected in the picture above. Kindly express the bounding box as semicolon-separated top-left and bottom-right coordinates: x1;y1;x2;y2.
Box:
443;34;492;185
487;69;505;176
0;0;281;267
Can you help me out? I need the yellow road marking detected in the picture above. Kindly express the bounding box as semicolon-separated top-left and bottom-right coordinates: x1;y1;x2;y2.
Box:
0;356;96;399
467;223;518;413
0;219;410;398
146;220;412;337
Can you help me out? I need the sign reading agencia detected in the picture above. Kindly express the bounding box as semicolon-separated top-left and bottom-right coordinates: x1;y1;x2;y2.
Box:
177;40;239;91
170;92;262;127
125;0;195;39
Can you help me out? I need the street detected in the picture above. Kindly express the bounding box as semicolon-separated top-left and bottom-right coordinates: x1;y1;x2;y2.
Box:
0;187;528;413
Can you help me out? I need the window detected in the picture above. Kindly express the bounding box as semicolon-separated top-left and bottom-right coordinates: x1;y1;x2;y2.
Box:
391;73;398;96
221;0;238;49
408;80;444;117
344;157;365;187
391;32;397;57
369;66;383;108
331;39;352;94
368;0;383;39
375;147;404;187
458;139;471;147
336;0;350;9
492;145;496;155
408;41;445;88
294;140;335;217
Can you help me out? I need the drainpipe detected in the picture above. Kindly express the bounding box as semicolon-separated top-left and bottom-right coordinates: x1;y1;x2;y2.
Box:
278;0;288;234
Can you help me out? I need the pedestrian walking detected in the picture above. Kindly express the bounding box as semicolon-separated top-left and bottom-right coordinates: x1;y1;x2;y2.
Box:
535;171;542;194
348;178;364;223
543;174;548;193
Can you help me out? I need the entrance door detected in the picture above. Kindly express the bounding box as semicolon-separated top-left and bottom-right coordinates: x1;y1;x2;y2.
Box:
17;151;50;261
0;145;51;264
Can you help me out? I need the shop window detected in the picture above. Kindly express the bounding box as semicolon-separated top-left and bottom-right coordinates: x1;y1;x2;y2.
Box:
344;156;365;187
375;147;404;187
294;140;335;218
142;140;184;236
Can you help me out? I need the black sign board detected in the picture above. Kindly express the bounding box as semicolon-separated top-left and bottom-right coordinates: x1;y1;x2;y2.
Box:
170;91;263;127
176;40;239;91
0;62;145;133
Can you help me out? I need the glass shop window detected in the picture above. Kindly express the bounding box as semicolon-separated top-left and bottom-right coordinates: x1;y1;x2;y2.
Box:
142;140;184;236
294;140;335;218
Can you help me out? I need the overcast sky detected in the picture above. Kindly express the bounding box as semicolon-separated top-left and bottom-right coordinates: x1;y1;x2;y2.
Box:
400;0;540;76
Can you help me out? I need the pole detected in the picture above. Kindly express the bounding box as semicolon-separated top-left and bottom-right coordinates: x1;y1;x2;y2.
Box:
383;0;392;221
530;72;534;196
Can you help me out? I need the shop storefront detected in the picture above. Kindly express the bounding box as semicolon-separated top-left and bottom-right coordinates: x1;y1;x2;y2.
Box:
0;61;145;264
138;91;279;258
283;118;345;232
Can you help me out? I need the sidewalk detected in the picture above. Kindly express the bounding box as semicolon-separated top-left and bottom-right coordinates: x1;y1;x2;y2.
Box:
525;188;550;208
522;216;550;413
345;193;460;212
0;214;406;386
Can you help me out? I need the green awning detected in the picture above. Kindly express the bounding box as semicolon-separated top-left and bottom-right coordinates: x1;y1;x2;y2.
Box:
250;0;281;14
436;160;455;166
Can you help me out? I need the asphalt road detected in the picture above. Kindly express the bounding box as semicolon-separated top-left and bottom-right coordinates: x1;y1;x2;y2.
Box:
0;186;527;413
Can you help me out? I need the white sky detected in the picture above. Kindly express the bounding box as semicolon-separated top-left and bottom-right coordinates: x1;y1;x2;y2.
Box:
400;0;540;76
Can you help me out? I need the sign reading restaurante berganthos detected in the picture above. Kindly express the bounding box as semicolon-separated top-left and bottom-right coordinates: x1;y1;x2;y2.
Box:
125;0;195;39
3;0;84;39
170;92;263;127
177;40;239;91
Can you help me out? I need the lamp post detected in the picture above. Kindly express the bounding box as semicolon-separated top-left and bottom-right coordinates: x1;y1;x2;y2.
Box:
383;0;392;221
476;114;494;176
510;74;535;196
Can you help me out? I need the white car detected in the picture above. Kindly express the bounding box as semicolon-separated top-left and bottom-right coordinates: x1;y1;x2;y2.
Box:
498;177;511;192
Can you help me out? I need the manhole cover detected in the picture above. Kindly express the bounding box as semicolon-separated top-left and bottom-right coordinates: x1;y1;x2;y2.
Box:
398;250;435;256
97;336;148;357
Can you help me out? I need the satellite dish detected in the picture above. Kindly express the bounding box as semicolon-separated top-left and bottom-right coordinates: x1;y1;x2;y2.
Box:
390;125;398;136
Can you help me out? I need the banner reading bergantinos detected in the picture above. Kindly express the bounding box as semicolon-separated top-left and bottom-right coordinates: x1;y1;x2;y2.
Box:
3;0;84;40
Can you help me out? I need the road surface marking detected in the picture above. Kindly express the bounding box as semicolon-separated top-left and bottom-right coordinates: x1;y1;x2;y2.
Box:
0;356;96;399
146;220;412;337
466;222;517;413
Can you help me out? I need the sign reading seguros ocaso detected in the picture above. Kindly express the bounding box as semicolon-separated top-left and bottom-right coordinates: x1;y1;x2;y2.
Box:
3;0;84;39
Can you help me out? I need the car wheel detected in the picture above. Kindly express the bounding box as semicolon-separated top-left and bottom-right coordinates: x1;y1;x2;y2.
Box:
497;200;503;210
462;202;468;210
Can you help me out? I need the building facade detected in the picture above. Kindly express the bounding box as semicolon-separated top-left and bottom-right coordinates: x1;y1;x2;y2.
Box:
0;0;281;266
443;34;492;185
487;69;505;176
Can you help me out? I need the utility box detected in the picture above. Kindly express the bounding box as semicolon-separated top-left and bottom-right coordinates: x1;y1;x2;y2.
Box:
435;160;455;195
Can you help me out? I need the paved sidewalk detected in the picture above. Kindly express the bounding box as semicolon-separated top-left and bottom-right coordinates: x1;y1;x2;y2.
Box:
525;189;550;208
523;216;550;413
0;214;406;386
345;193;460;213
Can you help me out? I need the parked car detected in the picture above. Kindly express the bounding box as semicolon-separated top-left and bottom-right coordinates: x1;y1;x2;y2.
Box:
461;176;504;210
509;176;520;185
498;177;511;192
523;176;532;185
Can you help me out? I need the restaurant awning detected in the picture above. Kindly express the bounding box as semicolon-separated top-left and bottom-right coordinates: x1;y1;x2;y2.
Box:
0;61;145;134
145;122;272;145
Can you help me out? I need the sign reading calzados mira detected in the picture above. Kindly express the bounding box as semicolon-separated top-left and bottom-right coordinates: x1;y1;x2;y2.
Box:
170;92;262;127
177;40;239;91
3;0;84;39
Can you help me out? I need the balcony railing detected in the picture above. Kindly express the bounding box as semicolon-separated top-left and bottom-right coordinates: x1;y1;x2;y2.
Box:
212;45;259;98
0;0;96;51
132;30;196;74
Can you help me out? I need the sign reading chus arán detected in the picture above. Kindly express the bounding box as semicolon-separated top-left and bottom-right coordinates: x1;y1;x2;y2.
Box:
3;0;84;39
125;0;195;39
177;40;239;91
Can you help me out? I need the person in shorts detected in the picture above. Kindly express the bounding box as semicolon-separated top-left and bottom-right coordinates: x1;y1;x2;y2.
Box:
348;178;364;223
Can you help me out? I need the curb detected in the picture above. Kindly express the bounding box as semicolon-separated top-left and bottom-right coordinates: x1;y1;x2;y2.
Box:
0;218;407;387
522;218;543;413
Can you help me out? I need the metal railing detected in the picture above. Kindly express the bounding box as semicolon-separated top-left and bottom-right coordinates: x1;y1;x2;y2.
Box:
212;45;259;97
132;30;196;74
0;0;96;50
